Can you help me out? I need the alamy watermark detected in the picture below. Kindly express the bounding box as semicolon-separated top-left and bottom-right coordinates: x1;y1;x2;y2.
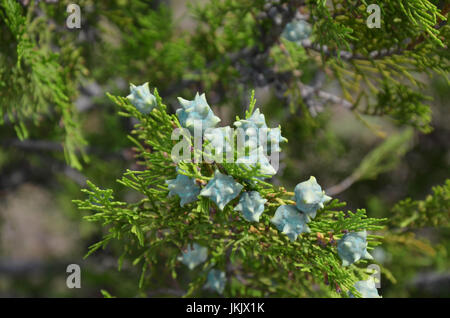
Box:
367;264;381;288
66;264;81;288
367;4;381;29
170;121;281;173
66;4;81;29
64;3;380;30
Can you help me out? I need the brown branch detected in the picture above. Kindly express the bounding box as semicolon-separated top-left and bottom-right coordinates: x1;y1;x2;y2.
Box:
299;83;353;109
326;174;359;196
300;39;406;61
301;8;448;62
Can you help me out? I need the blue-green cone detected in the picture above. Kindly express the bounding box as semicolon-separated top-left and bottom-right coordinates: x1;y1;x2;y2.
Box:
349;279;381;298
200;170;243;211
166;174;201;207
337;231;373;266
294;176;332;219
204;269;226;294
177;243;208;270
281;19;312;44
126;82;157;114
271;205;310;241
234;191;267;222
176;93;221;134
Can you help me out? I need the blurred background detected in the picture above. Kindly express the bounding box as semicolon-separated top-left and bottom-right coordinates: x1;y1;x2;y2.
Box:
0;0;449;297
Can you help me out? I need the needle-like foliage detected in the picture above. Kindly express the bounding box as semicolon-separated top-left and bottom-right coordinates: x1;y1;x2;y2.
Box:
74;89;385;297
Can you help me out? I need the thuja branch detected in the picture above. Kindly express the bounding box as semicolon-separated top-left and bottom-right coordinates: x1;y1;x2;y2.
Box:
74;84;385;298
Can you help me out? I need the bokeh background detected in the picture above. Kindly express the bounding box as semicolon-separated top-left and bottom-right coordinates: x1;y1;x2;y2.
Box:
0;0;449;297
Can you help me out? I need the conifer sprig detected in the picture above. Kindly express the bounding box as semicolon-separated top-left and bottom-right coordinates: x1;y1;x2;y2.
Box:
74;88;385;297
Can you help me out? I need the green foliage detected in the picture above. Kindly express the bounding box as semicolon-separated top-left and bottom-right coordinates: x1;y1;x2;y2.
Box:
391;179;450;228
302;1;449;131
1;0;448;169
373;85;432;133
0;0;87;169
353;128;414;181
100;289;116;298
74;89;385;297
376;179;450;297
87;0;204;89
0;0;448;298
